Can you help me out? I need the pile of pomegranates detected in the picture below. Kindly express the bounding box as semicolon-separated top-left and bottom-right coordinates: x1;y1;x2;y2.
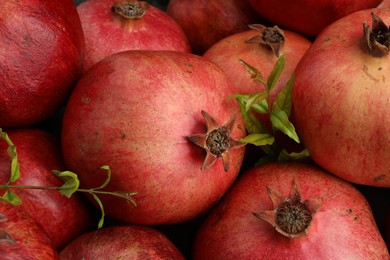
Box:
0;0;389;258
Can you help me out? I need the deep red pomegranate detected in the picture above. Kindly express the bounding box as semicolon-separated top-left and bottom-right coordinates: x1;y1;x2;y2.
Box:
193;162;389;259
249;0;382;37
292;9;390;187
61;50;246;225
0;201;58;259
60;225;185;259
166;0;262;54
77;0;191;71
0;0;85;127
0;128;93;249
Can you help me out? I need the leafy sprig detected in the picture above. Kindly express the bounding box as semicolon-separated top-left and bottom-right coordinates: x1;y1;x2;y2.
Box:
231;54;309;165
0;128;137;229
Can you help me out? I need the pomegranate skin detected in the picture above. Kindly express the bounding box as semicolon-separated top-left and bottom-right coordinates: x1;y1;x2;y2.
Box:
61;50;246;225
0;128;93;250
77;0;191;71
249;0;382;37
193;162;389;260
60;225;185;259
292;9;390;187
166;0;262;54
0;0;85;127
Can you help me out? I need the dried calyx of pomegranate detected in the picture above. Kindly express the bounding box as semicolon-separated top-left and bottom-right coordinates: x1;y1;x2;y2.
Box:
363;12;390;57
245;24;285;57
253;177;323;238
112;0;149;19
187;110;246;172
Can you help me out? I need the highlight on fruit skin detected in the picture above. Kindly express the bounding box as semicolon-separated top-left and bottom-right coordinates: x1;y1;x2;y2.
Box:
187;110;246;172
253;176;323;238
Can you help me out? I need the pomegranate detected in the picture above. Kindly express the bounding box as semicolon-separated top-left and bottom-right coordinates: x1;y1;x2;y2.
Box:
61;50;246;225
60;225;185;259
166;0;262;54
248;0;383;37
193;162;389;259
77;0;191;71
0;0;85;127
292;9;390;187
0;201;58;259
0;128;93;249
378;0;390;7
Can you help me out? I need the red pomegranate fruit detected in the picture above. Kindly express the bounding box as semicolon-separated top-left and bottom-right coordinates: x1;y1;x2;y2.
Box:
193;162;389;259
60;225;185;259
0;201;58;259
166;0;262;54
61;50;246;225
0;128;93;249
292;9;390;187
77;0;191;71
249;0;383;37
0;0;85;127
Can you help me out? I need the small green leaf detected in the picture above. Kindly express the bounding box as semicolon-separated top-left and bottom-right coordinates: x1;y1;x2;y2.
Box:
91;193;105;229
266;54;285;92
239;59;266;85
278;148;310;161
1;191;22;205
240;134;275;146
95;165;111;190
270;110;300;143
235;97;269;134
250;99;268;114
0;129;20;184
52;170;80;198
245;92;269;112
272;73;296;117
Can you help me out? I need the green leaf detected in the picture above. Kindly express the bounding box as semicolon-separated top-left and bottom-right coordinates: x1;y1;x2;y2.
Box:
270;110;300;143
240;133;275;146
245;92;269;112
254;154;278;166
95;165;111;190
250;99;268;114
272;73;296;117
235;97;269;135
278;148;310;161
0;129;20;184
1;191;22;205
239;59;266;86
91;193;105;229
266;54;285;92
52;170;80;198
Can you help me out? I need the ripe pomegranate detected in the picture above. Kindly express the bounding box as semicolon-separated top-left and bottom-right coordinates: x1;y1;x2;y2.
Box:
203;24;311;112
248;0;382;37
378;0;390;7
60;225;185;259
193;162;389;259
77;0;191;71
0;201;58;259
292;9;390;187
166;0;262;54
61;50;246;225
0;128;93;249
0;0;85;127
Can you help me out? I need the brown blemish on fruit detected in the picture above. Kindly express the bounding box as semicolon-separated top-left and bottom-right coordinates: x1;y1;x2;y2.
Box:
374;174;386;182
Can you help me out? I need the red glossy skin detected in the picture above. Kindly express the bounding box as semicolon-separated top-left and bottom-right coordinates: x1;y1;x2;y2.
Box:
0;0;85;127
292;8;390;187
193;162;389;259
77;0;191;72
61;50;246;225
378;0;390;7
249;0;382;37
0;201;58;260
0;128;93;250
166;0;263;54
60;225;185;259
